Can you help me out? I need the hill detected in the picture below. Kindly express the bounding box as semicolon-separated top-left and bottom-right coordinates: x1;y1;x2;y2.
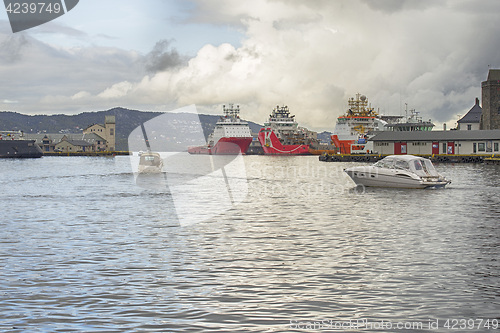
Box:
0;108;265;151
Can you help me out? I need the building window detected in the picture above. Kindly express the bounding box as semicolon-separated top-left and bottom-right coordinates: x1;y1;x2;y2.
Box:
478;142;485;152
110;128;114;136
467;124;472;130
495;143;499;152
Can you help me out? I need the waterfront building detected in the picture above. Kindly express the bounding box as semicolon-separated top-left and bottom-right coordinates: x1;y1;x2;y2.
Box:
457;98;482;131
370;130;500;155
481;69;500;130
55;138;94;153
83;115;116;151
24;133;107;152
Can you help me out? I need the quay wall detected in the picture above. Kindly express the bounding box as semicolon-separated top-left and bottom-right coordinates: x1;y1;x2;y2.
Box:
319;154;498;163
43;151;130;157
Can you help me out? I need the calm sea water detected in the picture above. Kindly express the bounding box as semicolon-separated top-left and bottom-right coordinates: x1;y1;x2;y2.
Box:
0;156;499;332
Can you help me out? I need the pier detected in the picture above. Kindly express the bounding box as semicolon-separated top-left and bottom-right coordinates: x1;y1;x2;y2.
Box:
319;153;499;163
43;151;130;157
484;157;500;164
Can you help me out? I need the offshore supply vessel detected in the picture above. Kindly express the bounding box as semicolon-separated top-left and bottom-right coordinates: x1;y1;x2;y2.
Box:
0;131;43;158
331;94;388;154
331;94;435;154
258;105;316;155
188;104;253;155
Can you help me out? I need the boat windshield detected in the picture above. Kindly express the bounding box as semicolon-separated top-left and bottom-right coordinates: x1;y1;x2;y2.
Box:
140;155;161;166
411;158;439;177
412;160;427;177
374;158;394;169
423;159;439;176
394;159;410;171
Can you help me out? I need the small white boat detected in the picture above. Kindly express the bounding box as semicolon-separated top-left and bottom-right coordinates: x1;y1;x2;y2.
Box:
138;151;164;173
345;155;450;189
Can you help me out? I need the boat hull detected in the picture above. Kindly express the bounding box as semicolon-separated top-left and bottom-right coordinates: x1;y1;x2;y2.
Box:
308;143;338;155
257;129;311;155
0;140;43;158
345;166;449;189
188;137;252;155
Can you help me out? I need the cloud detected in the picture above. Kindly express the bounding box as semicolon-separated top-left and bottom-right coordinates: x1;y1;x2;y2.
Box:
30;21;87;37
144;39;186;73
0;26;145;113
95;0;497;129
2;0;500;130
98;81;133;99
359;0;442;13
165;0;500;128
0;34;29;62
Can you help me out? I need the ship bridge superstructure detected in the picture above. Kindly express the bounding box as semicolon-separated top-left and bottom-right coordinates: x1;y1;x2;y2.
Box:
262;105;315;143
209;104;252;146
265;105;298;131
257;105;317;154
384;109;434;132
334;94;388;139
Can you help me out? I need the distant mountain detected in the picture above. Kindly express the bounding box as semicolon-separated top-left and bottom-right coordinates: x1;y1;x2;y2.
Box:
317;131;333;143
0;107;264;151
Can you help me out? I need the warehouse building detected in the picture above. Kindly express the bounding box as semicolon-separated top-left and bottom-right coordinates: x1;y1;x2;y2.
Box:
370;130;500;155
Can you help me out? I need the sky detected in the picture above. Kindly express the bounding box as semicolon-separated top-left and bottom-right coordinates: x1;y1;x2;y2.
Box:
1;0;500;131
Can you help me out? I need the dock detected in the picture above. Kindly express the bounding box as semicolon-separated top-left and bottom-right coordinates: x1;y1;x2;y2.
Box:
484;157;500;165
319;154;383;163
319;154;499;163
43;151;130;157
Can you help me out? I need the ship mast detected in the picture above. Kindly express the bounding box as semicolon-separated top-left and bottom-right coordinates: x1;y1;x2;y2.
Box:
346;93;378;117
222;103;240;119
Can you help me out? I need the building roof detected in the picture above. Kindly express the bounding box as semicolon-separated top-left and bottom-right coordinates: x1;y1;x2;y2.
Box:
458;98;482;124
24;133;106;144
370;130;500;142
84;123;106;131
487;69;500;81
58;139;93;147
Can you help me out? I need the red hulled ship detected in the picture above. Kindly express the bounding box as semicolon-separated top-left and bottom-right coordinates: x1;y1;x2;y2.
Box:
257;105;316;155
188;104;253;155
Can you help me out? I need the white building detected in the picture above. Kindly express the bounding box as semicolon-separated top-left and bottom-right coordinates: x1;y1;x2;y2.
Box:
370;130;500;155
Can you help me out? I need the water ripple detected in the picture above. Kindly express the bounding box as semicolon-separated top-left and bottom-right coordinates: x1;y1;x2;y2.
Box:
0;157;498;332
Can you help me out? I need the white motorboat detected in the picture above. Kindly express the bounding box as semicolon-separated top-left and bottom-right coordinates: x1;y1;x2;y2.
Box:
344;155;450;189
138;151;164;173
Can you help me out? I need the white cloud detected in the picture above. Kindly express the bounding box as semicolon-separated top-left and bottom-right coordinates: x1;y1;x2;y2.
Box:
71;91;91;100
2;0;500;130
94;0;497;130
98;81;134;99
